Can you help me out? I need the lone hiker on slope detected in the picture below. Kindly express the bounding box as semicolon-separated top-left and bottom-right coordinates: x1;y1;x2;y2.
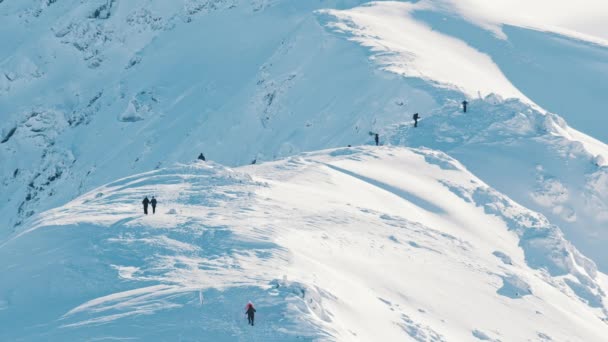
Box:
151;196;157;214
462;100;468;113
245;301;256;326
413;113;420;127
142;196;150;215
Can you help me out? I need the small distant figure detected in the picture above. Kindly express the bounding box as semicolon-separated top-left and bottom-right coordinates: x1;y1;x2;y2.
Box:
251;158;257;165
374;133;379;146
142;196;150;215
413;113;420;127
462;100;468;113
198;153;206;161
151;196;157;214
245;302;256;326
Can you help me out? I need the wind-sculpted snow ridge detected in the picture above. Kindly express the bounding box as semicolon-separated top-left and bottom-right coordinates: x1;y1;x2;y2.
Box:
320;1;608;141
386;95;608;274
2;147;607;341
1;161;327;341
322;1;608;272
319;2;532;101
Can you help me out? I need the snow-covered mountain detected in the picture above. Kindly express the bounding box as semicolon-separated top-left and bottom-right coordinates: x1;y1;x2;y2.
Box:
2;0;608;340
3;0;608;269
322;0;608;273
1;0;438;235
2;147;608;341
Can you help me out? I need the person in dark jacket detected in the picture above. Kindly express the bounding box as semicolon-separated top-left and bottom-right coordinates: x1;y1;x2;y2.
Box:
198;153;206;161
413;113;420;127
142;196;150;215
245;302;256;326
462;100;468;113
151;196;157;214
374;133;379;146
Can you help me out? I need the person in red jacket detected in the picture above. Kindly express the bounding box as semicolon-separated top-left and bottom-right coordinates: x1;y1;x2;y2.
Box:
245;301;256;326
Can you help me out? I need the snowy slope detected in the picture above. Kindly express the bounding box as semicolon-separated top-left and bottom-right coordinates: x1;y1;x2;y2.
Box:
1;147;607;341
383;96;608;276
2;1;608;340
322;1;608;141
322;1;608;272
0;0;438;234
2;0;607;274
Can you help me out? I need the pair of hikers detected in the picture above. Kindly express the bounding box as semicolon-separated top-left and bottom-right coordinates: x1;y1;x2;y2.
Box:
410;100;467;129
371;112;419;146
142;196;157;215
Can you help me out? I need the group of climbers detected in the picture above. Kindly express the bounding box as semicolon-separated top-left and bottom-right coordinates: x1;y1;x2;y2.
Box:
191;100;469;162
141;99;470;215
373;100;469;145
412;100;468;128
135;100;469;327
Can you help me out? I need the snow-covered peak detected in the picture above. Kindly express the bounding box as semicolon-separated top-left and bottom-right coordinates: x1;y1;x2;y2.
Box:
321;1;608;272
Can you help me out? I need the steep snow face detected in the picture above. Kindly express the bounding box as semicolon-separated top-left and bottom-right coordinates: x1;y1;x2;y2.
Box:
320;2;532;101
324;1;608;142
323;1;608;272
1;147;607;341
0;0;439;234
387;96;608;272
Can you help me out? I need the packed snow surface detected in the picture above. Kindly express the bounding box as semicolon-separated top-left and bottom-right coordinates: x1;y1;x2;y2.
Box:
1;147;607;341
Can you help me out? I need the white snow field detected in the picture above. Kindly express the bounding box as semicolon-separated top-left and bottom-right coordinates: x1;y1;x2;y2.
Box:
321;0;608;273
2;0;608;340
2;0;608;273
1;147;607;341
